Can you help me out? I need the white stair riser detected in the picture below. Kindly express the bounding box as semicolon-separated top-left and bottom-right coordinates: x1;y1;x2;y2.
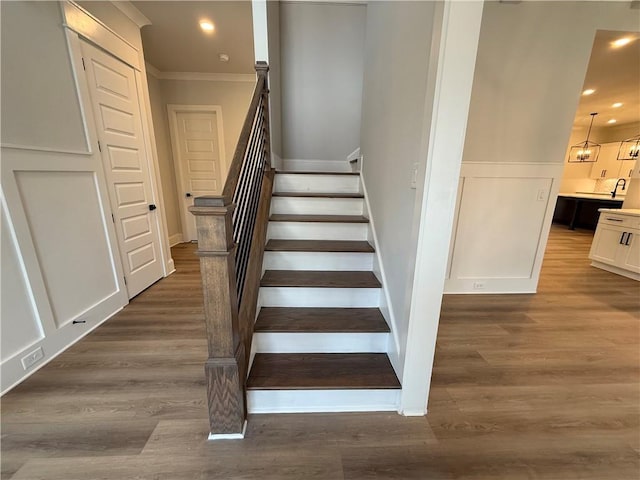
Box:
274;174;360;193
260;287;381;307
268;222;368;241
271;197;364;216
253;332;388;353
263;251;374;271
282;159;353;173
248;389;400;413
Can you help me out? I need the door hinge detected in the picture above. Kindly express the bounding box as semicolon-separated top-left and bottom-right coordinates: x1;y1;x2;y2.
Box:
111;213;115;223
82;58;86;70
98;140;102;152
123;276;127;285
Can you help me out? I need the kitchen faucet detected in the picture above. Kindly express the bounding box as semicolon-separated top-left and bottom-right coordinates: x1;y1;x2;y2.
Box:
611;178;626;199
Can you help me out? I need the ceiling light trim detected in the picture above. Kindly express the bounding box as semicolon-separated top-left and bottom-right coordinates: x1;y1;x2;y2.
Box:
156;71;257;83
111;1;152;28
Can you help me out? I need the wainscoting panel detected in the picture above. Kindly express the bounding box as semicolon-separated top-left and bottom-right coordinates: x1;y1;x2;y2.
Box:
445;162;564;294
1;149;128;394
0;206;44;362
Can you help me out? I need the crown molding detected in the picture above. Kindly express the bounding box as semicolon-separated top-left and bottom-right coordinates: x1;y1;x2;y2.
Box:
145;62;161;78
156;71;257;82
111;1;151;28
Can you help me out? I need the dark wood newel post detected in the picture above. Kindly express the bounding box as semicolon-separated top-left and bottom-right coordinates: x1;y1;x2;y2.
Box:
188;61;270;439
189;197;246;438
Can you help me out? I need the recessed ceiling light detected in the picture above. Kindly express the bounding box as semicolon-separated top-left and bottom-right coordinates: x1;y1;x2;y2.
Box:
611;37;633;48
200;20;215;32
219;53;230;62
582;89;596;96
612;102;623;108
608;119;617;124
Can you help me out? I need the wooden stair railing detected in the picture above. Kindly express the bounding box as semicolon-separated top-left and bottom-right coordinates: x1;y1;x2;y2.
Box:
189;62;274;438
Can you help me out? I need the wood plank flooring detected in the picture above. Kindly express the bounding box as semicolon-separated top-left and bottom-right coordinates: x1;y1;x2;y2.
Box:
2;226;639;479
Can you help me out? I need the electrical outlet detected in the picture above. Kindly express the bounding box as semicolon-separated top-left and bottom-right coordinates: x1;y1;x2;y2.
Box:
473;281;485;290
537;189;547;201
21;346;44;370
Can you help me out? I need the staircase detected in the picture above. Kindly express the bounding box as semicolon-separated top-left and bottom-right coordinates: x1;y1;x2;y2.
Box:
246;171;401;413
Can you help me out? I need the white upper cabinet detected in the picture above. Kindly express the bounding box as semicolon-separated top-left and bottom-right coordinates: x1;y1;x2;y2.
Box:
589;142;625;179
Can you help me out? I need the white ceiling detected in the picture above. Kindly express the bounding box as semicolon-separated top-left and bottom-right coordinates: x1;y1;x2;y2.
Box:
573;30;640;129
132;1;255;74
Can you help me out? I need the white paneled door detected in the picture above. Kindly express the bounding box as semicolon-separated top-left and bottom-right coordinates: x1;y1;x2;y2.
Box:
81;40;164;299
169;108;225;241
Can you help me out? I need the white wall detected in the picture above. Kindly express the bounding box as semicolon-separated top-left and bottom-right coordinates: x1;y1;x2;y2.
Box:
1;1;129;393
447;0;639;294
0;2;86;151
251;0;283;169
267;0;283;168
280;1;366;162
359;0;437;377
147;72;182;240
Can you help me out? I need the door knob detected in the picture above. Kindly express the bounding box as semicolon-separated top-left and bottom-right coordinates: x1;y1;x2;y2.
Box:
186;193;192;198
148;204;157;211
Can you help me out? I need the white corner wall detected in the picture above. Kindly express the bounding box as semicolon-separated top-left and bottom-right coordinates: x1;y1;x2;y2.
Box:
359;0;438;378
446;0;640;294
280;1;366;162
252;0;284;169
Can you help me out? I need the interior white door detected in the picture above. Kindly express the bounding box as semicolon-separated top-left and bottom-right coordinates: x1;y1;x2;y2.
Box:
81;40;164;298
172;110;224;241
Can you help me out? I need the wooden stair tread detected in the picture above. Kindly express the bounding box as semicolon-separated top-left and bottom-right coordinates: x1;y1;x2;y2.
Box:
269;214;369;223
276;171;360;175
247;353;400;390
255;307;389;333
261;270;381;288
265;240;374;253
272;191;364;198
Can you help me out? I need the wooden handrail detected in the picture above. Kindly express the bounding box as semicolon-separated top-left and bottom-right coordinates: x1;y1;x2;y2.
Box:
189;61;272;438
221;75;266;202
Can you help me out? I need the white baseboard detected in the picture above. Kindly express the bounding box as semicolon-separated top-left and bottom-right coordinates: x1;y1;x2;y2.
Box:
590;261;640;281
247;388;400;413
169;233;184;247
208;421;247;440
1;303;125;395
359;173;402;378
282;159;352;172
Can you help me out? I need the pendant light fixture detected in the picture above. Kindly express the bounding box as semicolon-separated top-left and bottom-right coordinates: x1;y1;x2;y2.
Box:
568;112;601;163
617;134;640;160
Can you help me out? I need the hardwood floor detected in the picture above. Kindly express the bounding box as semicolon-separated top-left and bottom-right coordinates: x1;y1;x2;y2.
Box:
2;226;639;479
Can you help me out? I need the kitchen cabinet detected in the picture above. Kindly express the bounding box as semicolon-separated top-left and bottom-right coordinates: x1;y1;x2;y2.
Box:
619;159;638;180
589;209;640;280
589;142;625;179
